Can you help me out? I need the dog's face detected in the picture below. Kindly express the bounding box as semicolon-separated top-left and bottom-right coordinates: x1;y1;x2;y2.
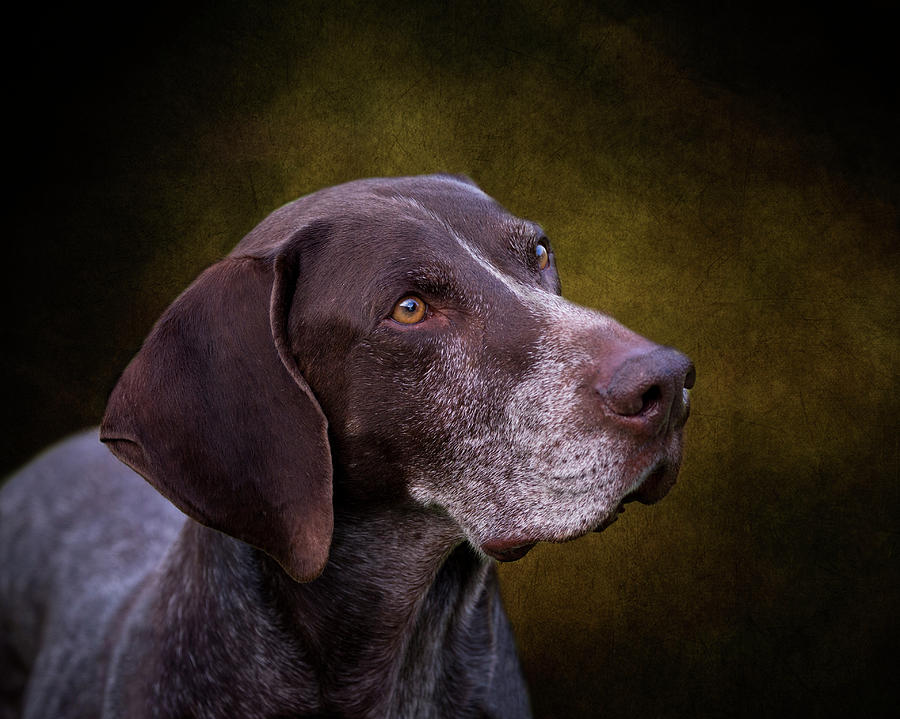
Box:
274;176;694;561
102;174;693;580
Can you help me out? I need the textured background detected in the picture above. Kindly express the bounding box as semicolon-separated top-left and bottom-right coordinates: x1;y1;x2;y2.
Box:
3;1;897;716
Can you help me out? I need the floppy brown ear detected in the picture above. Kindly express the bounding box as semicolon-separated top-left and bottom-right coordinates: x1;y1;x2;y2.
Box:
100;252;332;583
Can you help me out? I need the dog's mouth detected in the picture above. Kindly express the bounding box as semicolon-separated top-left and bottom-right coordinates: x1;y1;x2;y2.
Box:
479;460;679;562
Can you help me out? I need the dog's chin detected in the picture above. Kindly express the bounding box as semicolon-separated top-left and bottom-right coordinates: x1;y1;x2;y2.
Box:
479;459;682;562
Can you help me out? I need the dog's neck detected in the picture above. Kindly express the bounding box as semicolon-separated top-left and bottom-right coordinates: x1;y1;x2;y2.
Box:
145;502;496;718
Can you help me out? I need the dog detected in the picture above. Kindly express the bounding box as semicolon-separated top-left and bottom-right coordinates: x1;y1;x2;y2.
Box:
0;174;694;718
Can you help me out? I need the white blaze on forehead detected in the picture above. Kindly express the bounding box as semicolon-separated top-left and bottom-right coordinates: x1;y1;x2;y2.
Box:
449;227;621;345
390;193;530;300
392;192;618;334
451;227;534;303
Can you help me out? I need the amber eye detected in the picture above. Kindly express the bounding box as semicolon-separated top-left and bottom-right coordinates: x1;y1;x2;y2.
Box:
391;295;428;324
535;241;550;270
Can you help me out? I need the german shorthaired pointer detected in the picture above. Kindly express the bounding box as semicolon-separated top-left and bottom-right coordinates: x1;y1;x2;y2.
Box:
0;175;694;718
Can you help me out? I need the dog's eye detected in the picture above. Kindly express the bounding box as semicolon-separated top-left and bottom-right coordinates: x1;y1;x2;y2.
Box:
391;296;428;324
535;241;550;270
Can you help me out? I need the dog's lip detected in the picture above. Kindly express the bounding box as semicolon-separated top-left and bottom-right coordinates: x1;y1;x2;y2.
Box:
592;462;674;533
592;503;628;533
480;539;538;562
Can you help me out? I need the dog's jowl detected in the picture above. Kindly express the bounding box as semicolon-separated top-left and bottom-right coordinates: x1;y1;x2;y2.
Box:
0;175;693;719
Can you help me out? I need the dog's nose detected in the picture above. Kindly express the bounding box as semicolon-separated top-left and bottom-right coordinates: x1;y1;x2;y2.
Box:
599;347;695;435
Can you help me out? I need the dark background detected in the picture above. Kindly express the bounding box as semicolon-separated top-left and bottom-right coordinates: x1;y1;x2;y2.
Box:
3;1;897;716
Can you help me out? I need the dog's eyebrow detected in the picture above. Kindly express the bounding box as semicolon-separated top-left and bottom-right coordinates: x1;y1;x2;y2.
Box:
504;219;548;255
375;263;469;306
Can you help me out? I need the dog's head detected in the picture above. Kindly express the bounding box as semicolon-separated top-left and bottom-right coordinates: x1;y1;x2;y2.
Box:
101;175;694;580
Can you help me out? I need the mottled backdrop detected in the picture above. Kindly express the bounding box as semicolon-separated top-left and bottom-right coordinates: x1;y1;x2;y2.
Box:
3;1;897;716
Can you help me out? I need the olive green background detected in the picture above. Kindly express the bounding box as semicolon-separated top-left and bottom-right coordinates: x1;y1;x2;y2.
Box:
3;1;897;716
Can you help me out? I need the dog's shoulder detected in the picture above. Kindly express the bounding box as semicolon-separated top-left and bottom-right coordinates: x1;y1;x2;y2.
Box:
0;430;183;655
1;429;182;559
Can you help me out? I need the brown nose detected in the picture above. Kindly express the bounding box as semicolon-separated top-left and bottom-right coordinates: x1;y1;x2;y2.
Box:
599;347;695;435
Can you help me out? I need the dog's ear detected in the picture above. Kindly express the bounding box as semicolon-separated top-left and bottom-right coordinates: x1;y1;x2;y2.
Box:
101;235;332;583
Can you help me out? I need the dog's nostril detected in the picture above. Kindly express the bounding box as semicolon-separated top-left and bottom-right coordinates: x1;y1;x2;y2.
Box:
640;384;662;415
608;380;661;418
684;363;696;391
